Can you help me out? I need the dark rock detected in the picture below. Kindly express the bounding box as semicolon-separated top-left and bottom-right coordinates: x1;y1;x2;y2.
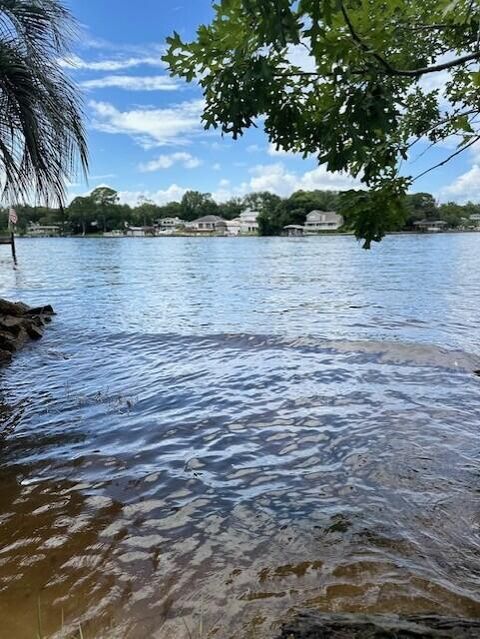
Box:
276;612;480;638
0;332;16;353
0;298;53;367
25;304;55;316
0;300;29;316
22;321;44;341
0;316;23;337
0;350;12;365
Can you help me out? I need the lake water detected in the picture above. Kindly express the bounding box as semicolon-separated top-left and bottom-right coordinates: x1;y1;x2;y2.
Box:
0;235;479;638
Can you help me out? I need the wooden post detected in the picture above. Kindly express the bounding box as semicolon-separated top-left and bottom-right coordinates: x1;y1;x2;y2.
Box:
10;231;17;266
8;215;17;267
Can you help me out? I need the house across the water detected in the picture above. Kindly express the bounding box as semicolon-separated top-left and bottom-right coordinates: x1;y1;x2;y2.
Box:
469;214;480;227
224;219;241;236
26;223;61;237
103;230;124;238
284;225;304;237
186;215;225;232
413;220;447;233
238;210;260;234
304;211;344;233
125;226;156;237
156;217;185;232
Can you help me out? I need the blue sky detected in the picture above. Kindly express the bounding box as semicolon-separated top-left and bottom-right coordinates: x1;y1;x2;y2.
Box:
65;0;480;206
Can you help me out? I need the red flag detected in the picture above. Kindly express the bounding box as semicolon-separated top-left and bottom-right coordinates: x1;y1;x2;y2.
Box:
8;208;18;225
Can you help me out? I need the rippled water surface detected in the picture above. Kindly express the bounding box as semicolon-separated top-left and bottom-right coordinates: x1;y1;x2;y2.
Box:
0;235;480;638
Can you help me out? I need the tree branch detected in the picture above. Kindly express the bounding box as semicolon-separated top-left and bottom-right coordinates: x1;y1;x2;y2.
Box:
413;135;480;181
340;2;480;77
406;109;479;150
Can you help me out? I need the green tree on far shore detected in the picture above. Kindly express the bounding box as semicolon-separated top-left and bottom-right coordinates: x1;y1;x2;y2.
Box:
9;188;480;236
180;191;219;221
91;187;119;233
68;196;96;236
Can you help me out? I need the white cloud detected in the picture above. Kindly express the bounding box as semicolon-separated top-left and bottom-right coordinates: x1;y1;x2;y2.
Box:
90;173;117;181
139;152;202;172
81;75;179;91
441;164;480;202
212;181;249;203
117;185;187;207
89;99;204;148
419;69;451;96
287;42;317;73
212;162;361;202
248;163;360;196
212;163;221;171
267;143;303;158
247;144;261;153
60;54;165;72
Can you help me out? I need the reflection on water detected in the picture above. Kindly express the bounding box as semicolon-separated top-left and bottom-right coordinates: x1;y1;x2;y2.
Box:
0;236;480;638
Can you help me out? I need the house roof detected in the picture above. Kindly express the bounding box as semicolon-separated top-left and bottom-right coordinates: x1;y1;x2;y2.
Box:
413;219;447;226
191;215;225;224
28;223;60;229
306;210;341;223
240;210;259;220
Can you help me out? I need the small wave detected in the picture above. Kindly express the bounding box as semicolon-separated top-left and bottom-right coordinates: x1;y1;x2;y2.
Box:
67;330;480;374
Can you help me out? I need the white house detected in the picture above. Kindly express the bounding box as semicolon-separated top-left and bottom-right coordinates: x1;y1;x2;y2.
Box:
125;226;156;237
284;224;304;237
225;219;241;236
103;230;124;238
413;220;447;233
156;217;184;230
26;223;61;237
239;210;260;234
304;211;343;233
186;215;225;232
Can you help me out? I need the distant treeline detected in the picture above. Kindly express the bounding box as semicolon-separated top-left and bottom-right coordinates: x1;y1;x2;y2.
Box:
0;188;478;235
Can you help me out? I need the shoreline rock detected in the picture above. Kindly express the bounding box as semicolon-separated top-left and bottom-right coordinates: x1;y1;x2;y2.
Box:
276;612;480;638
0;299;54;365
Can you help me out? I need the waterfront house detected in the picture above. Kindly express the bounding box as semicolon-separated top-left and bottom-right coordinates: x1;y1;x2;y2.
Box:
239;210;260;234
215;219;228;235
413;220;447;233
469;213;480;227
225;219;241;236
304;211;344;233
156;217;185;231
187;215;225;232
26;223;61;237
125;226;156;237
284;224;304;237
103;230;124;238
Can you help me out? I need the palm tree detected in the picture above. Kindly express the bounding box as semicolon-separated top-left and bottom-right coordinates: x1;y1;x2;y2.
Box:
0;0;88;205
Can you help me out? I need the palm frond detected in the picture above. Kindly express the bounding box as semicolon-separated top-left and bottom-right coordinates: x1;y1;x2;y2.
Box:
0;0;88;205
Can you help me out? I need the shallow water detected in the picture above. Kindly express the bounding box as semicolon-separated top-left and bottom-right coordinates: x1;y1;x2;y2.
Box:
0;235;479;638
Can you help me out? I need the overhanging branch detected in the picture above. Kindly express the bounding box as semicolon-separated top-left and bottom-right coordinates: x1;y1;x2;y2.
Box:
413;135;480;181
341;2;480;77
